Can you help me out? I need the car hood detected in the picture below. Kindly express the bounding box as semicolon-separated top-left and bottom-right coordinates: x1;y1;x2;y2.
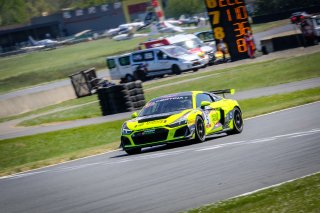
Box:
178;53;200;61
200;45;214;53
127;109;192;131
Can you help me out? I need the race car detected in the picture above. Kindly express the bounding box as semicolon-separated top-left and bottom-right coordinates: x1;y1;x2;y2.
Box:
120;89;243;155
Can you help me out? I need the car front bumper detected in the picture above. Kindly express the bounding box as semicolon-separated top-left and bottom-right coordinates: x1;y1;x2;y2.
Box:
120;124;195;149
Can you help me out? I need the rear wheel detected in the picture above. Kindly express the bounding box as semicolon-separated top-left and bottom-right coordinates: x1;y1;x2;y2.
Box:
172;65;181;75
125;147;141;155
194;116;206;143
228;107;243;134
134;70;147;81
125;74;135;83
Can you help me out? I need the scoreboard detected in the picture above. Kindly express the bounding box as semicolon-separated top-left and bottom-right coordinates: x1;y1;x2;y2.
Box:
204;0;252;61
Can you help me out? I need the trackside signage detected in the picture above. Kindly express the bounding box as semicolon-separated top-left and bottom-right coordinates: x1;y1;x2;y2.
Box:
204;0;253;61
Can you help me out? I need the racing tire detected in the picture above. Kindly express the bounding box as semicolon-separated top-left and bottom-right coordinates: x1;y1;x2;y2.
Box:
172;65;181;75
192;68;199;72
125;82;136;90
228;107;243;135
135;81;143;88
194;116;206;143
135;88;144;95
135;94;145;101
125;147;141;155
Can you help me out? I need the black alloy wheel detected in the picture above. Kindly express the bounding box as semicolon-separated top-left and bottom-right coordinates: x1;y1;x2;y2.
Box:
228;107;243;134
194;116;206;143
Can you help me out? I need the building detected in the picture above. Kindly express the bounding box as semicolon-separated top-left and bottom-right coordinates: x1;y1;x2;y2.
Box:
0;0;157;53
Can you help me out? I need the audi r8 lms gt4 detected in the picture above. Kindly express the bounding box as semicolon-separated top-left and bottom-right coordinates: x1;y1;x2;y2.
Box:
120;89;243;155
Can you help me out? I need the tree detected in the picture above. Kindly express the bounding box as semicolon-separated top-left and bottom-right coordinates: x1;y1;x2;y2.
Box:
255;0;320;15
0;0;28;26
165;0;205;18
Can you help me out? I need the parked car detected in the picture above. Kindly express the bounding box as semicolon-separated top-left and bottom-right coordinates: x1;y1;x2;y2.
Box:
142;34;215;65
106;45;205;82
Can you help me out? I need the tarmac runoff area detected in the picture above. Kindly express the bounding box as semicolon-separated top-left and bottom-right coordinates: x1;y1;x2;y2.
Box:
0;45;320;139
1;43;320;117
0;76;320;140
0;102;320;213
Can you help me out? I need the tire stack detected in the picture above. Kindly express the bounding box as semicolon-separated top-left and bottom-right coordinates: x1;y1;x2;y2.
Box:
97;81;146;116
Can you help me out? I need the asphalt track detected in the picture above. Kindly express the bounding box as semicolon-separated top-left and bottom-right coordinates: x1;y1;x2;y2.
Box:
1;102;320;213
1;77;319;140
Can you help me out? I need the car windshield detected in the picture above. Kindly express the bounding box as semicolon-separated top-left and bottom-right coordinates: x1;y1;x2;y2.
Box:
139;95;192;116
164;46;190;57
174;38;203;50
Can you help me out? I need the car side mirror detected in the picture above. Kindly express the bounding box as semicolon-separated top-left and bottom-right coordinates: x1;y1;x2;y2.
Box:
200;101;211;108
131;112;138;118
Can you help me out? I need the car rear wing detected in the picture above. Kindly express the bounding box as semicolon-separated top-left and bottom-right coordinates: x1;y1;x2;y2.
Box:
210;89;235;98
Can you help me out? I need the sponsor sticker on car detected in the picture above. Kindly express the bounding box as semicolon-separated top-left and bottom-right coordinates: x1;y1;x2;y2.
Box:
143;129;156;135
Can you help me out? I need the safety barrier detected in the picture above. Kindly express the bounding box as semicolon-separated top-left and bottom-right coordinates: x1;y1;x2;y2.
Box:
97;81;146;116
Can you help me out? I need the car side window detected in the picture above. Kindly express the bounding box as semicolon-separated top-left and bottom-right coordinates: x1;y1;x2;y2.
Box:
107;58;116;69
132;53;143;62
196;93;213;108
157;51;168;60
118;56;131;66
144;51;154;61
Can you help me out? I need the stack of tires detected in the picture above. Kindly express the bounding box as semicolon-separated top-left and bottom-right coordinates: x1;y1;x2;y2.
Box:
97;81;146;116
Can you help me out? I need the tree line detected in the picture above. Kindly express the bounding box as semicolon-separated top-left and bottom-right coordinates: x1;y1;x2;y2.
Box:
1;0;319;27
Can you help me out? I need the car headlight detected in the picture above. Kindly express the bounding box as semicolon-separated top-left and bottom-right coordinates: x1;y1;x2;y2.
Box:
121;122;133;135
167;114;188;128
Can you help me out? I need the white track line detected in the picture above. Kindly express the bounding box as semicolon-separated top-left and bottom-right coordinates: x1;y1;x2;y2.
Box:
230;171;320;199
1;101;319;180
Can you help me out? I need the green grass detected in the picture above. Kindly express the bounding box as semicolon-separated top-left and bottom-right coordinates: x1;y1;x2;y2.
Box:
0;21;289;94
0;37;147;94
0;94;98;123
1;87;319;176
187;172;320;213
251;19;289;34
18;52;320;126
0;119;125;175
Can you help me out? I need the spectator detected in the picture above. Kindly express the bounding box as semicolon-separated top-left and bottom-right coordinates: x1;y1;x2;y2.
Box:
217;39;227;61
244;31;255;58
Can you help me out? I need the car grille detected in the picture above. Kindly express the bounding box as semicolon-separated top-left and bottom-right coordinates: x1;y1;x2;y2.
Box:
121;136;131;146
132;128;168;145
174;126;190;138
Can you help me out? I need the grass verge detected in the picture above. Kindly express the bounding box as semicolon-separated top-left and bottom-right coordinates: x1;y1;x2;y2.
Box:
187;172;320;213
17;51;320;126
0;21;289;94
0;87;319;176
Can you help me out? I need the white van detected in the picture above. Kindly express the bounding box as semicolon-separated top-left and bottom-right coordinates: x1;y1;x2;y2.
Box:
106;45;205;82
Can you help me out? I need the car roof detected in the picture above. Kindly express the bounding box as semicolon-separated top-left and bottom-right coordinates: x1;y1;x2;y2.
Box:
150;91;205;102
132;45;180;54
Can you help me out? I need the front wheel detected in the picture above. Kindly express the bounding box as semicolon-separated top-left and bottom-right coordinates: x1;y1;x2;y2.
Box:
228;107;243;134
194;116;206;143
172;65;181;75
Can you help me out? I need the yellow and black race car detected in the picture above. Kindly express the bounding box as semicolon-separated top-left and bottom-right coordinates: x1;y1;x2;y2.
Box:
120;89;243;155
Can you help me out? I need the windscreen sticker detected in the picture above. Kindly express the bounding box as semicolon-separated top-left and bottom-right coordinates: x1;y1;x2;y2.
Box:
155;96;190;103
